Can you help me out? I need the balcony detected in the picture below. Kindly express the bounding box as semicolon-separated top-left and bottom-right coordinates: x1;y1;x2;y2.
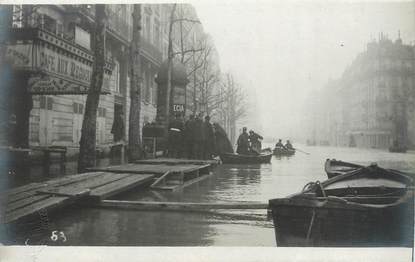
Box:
106;6;132;43
141;37;163;66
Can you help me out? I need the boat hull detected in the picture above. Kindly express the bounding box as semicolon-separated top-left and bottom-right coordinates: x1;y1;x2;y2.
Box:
220;153;272;164
269;193;414;247
273;148;295;156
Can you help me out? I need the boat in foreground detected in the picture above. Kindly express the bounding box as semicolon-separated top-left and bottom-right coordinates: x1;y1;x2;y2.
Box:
220;152;272;164
324;159;362;178
269;163;414;247
273;147;295;156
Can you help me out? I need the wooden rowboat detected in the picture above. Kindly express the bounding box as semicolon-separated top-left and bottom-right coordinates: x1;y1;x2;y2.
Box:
269;163;414;247
324;159;362;178
220;152;272;164
273;147;295;156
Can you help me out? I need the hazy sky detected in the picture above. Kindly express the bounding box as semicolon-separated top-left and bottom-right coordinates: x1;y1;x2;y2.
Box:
193;0;415;138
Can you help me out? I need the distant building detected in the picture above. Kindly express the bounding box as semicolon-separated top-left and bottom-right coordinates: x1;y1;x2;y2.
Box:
305;35;415;149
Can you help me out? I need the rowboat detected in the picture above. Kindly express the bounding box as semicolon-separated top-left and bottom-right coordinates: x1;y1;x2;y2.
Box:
324;159;362;178
273;147;295;156
220;152;272;164
268;163;414;247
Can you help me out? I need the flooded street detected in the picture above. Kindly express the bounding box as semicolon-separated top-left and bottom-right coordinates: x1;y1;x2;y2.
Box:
9;145;415;246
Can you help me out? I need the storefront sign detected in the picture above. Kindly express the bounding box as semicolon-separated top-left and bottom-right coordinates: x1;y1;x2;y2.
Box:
35;45;92;86
6;42;111;94
173;104;185;112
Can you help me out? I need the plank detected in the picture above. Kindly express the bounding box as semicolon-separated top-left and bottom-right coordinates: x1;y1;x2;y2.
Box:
135;158;219;166
89;174;154;200
2;172;105;204
37;173;131;197
2;196;68;224
95;200;269;212
88;163;212;175
5;195;51;213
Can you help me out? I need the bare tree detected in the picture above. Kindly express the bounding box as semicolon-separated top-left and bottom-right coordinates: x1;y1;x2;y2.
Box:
78;4;107;172
165;4;203;120
215;73;247;143
128;4;143;161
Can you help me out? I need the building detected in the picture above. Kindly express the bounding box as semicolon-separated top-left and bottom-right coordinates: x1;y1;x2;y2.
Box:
2;4;214;156
305;35;415;149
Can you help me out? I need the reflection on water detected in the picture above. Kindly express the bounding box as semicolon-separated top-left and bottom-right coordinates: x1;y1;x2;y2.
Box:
5;145;415;246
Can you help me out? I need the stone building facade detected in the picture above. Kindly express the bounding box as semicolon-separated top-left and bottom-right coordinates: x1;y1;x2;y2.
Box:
305;35;415;149
2;4;213;155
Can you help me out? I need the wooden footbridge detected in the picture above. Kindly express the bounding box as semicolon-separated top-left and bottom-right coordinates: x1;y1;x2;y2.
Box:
0;158;222;225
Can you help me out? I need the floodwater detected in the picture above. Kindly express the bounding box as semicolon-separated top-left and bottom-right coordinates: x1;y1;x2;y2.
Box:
3;145;415;246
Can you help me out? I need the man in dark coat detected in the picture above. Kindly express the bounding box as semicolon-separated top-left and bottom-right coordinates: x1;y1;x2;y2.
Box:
168;114;184;158
213;123;233;155
192;113;204;159
202;115;215;159
236;127;250;155
249;130;263;154
184;114;195;159
275;139;285;149
111;112;125;142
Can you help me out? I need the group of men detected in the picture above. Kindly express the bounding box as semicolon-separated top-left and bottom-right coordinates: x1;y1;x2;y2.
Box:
168;113;216;159
236;127;264;155
275;139;294;150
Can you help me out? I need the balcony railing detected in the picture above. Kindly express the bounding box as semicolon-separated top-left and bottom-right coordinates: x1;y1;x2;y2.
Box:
141;37;163;65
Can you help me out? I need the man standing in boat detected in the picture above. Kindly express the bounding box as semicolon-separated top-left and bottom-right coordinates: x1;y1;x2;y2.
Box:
275;139;285;149
249;130;263;154
236;127;250;154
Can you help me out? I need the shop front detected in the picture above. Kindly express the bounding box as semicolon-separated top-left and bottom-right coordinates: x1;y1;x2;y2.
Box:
4;27;112;148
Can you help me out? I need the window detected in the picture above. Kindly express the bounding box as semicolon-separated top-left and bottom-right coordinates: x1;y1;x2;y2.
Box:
112;60;120;93
154;20;160;49
152;74;157;105
74;26;91;50
40;96;53;110
73;102;84;114
145;15;151;41
98;107;106;118
146;71;151;102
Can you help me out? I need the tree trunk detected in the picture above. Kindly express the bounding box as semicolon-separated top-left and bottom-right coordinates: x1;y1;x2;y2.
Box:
128;4;143;161
78;4;106;173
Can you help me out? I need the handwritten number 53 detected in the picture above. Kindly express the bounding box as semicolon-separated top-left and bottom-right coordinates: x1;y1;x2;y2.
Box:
50;231;67;242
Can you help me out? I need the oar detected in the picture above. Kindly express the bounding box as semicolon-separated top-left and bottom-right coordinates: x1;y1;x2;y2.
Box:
294;147;310;155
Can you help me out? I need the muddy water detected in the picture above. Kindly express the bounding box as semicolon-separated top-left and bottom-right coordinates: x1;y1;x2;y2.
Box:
4;145;415;246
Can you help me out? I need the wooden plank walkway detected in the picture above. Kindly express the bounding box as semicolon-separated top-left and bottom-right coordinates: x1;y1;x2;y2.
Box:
88;161;217;191
87;163;211;176
0;172;154;224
